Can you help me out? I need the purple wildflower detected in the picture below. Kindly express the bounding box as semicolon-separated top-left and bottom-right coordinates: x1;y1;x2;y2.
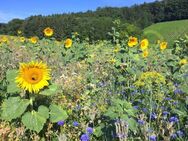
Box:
73;121;79;127
80;133;90;141
57;120;65;126
86;127;93;134
149;135;157;141
138;119;145;125
169;117;179;123
177;130;184;137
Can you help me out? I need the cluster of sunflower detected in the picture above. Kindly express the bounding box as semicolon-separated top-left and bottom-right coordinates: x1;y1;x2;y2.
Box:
127;36;168;58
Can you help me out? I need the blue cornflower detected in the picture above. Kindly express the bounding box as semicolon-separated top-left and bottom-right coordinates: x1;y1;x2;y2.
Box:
80;133;90;141
177;130;184;137
169;116;179;123
171;133;177;139
57;120;65;126
163;111;169;116
164;97;172;101
133;105;139;109
174;89;183;94
86;127;93;134
149;135;157;141
73;121;79;127
142;108;148;113
138;119;145;125
150;113;157;120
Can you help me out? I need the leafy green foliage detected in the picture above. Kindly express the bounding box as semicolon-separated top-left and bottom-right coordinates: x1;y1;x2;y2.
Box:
49;104;68;122
1;97;30;121
22;105;49;133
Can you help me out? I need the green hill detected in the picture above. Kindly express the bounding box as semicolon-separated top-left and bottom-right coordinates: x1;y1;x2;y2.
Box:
143;20;188;45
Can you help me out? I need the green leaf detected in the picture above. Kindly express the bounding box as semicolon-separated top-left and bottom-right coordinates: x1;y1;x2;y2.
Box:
7;83;21;94
49;104;68;122
22;110;46;133
127;118;137;132
6;70;21;94
6;70;18;83
38;105;49;119
39;84;58;96
1;97;30;121
94;124;105;137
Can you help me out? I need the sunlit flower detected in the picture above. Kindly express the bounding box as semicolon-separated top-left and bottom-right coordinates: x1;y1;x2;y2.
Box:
17;30;22;34
140;39;149;50
160;41;168;50
128;36;138;47
43;27;54;37
29;36;38;44
0;36;9;43
113;45;120;53
179;59;187;65
15;61;51;93
64;38;73;48
109;58;116;64
142;50;149;58
20;37;26;43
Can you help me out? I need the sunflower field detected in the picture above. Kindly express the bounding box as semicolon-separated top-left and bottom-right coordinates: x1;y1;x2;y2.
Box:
0;27;188;141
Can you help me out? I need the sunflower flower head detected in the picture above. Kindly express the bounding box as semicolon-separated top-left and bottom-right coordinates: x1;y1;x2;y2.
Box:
20;37;26;43
179;59;187;65
29;36;38;44
128;36;138;47
15;61;51;93
64;38;73;48
43;27;54;37
140;39;149;50
160;41;168;50
142;50;149;58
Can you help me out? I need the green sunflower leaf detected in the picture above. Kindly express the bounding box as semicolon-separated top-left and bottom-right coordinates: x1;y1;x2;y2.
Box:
49;104;68;123
1;97;30;121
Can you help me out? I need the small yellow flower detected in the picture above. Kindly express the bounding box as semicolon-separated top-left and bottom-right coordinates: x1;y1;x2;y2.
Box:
64;38;73;48
20;37;26;43
0;36;8;43
113;44;120;53
29;36;38;44
140;39;149;50
142;50;149;58
15;61;51;93
43;27;54;37
109;58;116;64
160;41;168;50
74;32;79;36
157;40;160;44
179;59;187;65
128;36;138;47
17;30;22;34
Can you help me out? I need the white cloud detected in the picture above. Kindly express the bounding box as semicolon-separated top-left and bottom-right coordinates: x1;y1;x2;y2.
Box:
0;11;24;23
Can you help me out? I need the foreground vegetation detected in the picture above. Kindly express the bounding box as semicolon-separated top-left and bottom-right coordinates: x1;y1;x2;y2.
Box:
0;26;188;141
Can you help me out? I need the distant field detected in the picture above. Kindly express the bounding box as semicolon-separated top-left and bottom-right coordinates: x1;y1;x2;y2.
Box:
143;19;188;46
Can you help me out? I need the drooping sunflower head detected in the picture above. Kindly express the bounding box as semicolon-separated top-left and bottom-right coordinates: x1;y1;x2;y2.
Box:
29;36;38;44
160;41;168;50
64;38;73;48
140;39;149;50
43;27;54;37
128;36;138;47
15;61;51;93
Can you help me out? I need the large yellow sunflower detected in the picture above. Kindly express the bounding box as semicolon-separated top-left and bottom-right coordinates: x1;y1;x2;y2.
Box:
15;61;51;93
64;38;73;48
140;39;149;50
43;27;54;37
128;36;138;47
160;41;168;50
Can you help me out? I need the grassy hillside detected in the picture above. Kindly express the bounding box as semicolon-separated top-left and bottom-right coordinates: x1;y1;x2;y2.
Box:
143;20;188;45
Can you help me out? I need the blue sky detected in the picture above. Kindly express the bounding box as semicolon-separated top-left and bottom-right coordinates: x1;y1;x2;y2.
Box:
0;0;155;23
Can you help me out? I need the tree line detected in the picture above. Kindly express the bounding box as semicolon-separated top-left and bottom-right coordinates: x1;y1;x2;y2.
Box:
0;0;188;41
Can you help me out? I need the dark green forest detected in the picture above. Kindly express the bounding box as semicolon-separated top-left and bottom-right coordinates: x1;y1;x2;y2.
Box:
0;0;188;41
